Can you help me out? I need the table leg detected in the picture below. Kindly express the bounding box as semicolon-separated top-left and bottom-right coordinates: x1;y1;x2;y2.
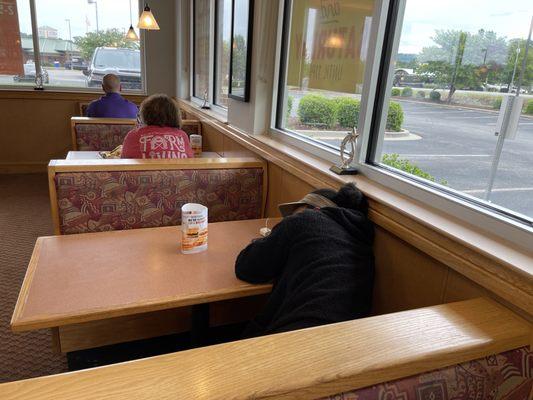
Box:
51;327;62;353
191;303;210;347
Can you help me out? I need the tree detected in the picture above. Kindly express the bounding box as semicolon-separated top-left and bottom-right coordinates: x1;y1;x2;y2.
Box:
416;29;509;100
74;29;140;61
418;29;508;66
231;35;247;88
501;39;533;89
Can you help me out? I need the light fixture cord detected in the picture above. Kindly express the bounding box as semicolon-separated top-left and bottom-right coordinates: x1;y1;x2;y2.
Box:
129;0;133;25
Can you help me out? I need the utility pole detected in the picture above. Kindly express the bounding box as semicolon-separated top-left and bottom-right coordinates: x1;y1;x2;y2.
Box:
88;0;99;33
508;47;521;92
485;16;532;201
447;31;467;104
65;19;72;69
481;47;489;85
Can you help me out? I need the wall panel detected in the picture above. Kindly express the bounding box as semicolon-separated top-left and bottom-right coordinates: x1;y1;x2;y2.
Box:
0;92;144;173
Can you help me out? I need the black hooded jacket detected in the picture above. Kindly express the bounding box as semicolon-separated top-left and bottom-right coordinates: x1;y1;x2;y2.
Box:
235;207;374;338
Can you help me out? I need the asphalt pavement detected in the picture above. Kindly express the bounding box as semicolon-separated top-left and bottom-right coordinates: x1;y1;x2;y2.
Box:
291;98;533;219
0;68;87;88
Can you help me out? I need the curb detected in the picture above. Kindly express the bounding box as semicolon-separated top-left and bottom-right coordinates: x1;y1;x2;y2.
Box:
393;97;533;119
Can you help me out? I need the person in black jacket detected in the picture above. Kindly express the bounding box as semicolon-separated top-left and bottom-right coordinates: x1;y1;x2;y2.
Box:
235;183;374;338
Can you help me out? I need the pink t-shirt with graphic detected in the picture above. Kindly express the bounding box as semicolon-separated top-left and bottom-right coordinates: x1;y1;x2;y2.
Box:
121;126;194;159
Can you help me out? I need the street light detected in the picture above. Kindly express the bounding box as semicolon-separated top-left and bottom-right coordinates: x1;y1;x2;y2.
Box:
65;19;72;69
87;0;99;33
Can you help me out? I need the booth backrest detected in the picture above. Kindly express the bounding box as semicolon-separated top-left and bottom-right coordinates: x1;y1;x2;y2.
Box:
71;117;203;151
79;101;186;119
320;346;532;399
71;117;136;151
48;158;267;235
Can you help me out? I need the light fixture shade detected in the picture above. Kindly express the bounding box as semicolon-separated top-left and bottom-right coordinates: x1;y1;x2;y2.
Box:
137;4;160;30
126;25;139;40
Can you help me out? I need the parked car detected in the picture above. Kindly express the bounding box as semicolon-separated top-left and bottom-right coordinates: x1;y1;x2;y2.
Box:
65;57;88;71
85;47;141;90
13;63;49;84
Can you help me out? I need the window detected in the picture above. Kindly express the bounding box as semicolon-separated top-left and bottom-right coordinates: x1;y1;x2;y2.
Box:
368;0;533;225
276;0;375;151
193;0;211;99
214;0;232;107
0;0;143;91
192;0;232;109
0;0;34;87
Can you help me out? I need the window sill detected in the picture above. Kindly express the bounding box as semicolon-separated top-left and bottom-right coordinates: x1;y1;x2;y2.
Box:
185;98;228;124
0;89;146;101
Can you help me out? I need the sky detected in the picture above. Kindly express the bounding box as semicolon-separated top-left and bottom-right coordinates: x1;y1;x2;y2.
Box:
399;0;532;54
13;0;532;54
16;0;139;39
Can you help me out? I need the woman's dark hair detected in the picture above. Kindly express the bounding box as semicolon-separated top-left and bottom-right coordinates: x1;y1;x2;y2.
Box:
139;94;182;128
313;183;368;214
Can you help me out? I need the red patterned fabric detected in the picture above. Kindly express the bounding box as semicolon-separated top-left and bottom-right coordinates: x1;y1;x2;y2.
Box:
320;346;532;400
54;168;263;234
75;123;135;151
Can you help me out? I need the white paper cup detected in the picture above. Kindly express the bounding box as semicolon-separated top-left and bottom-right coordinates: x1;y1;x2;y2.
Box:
181;203;208;254
190;134;202;157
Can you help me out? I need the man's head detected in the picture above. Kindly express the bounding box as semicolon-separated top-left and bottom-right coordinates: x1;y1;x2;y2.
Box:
102;74;121;94
278;183;368;217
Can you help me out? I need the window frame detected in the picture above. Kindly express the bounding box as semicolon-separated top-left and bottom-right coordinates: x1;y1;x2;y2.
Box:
0;0;146;94
270;0;533;248
190;0;230;113
270;0;345;164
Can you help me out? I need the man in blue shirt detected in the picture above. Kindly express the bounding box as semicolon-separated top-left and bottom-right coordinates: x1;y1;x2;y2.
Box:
86;74;138;119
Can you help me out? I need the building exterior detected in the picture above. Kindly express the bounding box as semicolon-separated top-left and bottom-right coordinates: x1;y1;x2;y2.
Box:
20;35;80;66
38;26;59;39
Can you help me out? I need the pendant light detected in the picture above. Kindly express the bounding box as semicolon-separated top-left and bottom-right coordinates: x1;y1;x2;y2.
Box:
137;3;160;30
125;0;139;40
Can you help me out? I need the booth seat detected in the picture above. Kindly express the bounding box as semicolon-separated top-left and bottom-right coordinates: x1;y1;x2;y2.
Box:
48;158;266;234
0;298;529;400
321;346;532;399
71;117;203;151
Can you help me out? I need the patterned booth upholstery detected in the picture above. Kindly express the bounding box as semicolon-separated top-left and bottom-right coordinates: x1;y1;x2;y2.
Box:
48;158;266;234
71;117;203;151
71;117;136;151
321;346;532;400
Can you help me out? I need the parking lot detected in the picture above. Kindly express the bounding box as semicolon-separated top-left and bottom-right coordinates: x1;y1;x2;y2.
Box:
0;68;87;88
291;97;533;219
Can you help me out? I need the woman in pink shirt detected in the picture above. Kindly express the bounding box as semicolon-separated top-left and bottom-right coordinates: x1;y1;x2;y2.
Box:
121;94;193;159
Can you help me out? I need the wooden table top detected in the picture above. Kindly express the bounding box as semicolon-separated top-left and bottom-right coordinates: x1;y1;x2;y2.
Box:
11;219;275;332
66;151;222;160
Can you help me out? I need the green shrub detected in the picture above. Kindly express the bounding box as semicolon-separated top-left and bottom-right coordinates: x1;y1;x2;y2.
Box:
493;97;502;110
401;87;413;97
286;95;294;117
391;88;401;96
297;94;337;128
382;153;447;185
429;90;441;102
416;90;426;99
526;100;533;115
335;97;361;128
386;101;404;132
